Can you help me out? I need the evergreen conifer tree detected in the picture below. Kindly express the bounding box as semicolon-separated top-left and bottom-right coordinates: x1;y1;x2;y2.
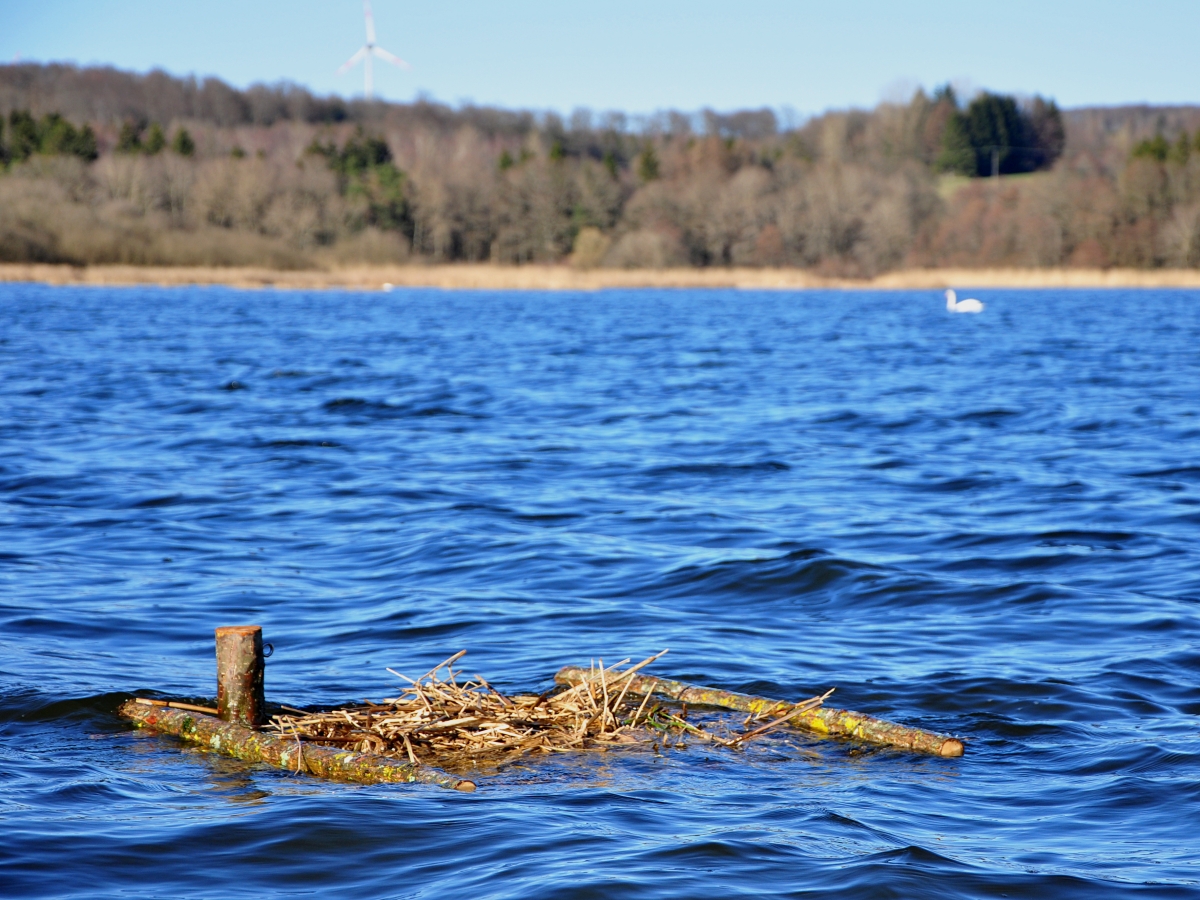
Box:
116;121;144;153
39;114;78;156
171;128;195;157
75;125;99;161
9;111;39;161
1169;132;1191;165
1132;134;1170;162
638;146;659;182
144;123;166;155
936;114;975;175
963;93;1023;175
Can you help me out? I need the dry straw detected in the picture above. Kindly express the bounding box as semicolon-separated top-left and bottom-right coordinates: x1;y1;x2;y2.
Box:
266;649;831;773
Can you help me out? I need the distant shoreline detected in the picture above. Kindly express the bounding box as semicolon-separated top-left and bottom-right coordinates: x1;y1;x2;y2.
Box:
3;263;1200;292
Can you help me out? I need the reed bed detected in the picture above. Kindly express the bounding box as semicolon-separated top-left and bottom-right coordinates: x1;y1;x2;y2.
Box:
266;650;832;772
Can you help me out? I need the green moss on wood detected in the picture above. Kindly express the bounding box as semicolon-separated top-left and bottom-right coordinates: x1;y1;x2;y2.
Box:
118;700;475;791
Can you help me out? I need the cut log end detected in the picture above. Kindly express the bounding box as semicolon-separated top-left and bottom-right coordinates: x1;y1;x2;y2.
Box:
938;738;965;758
214;625;262;638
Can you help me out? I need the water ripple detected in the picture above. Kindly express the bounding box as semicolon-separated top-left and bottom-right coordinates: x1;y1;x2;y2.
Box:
1;285;1198;898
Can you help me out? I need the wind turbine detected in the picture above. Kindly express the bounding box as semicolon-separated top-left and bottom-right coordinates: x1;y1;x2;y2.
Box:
338;1;410;100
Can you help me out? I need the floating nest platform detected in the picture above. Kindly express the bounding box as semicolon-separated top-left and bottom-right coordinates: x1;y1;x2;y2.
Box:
119;630;963;792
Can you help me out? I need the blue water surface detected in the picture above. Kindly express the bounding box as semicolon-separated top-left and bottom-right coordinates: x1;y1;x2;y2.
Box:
1;283;1198;898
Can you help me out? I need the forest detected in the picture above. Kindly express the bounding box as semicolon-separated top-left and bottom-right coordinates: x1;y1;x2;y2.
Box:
3;62;1200;272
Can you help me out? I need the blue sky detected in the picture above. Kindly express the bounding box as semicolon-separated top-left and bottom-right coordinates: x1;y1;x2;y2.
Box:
2;1;1198;115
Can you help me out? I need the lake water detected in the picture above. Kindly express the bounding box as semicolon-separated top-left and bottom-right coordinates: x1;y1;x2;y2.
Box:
1;283;1197;898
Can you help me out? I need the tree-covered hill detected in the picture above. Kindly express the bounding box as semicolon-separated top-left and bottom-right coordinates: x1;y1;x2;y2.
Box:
3;62;1200;271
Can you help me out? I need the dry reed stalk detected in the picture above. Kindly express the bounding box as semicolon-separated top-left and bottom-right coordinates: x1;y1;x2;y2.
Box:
631;681;657;728
16;264;1200;294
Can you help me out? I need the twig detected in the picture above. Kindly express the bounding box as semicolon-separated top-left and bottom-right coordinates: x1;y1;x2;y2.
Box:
732;688;836;746
135;698;219;716
415;650;468;684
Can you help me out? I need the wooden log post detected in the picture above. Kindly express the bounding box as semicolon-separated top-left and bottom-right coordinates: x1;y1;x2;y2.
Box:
119;700;476;791
216;625;266;729
554;666;965;758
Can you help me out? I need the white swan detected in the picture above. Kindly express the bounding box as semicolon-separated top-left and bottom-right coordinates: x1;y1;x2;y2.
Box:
945;289;984;314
